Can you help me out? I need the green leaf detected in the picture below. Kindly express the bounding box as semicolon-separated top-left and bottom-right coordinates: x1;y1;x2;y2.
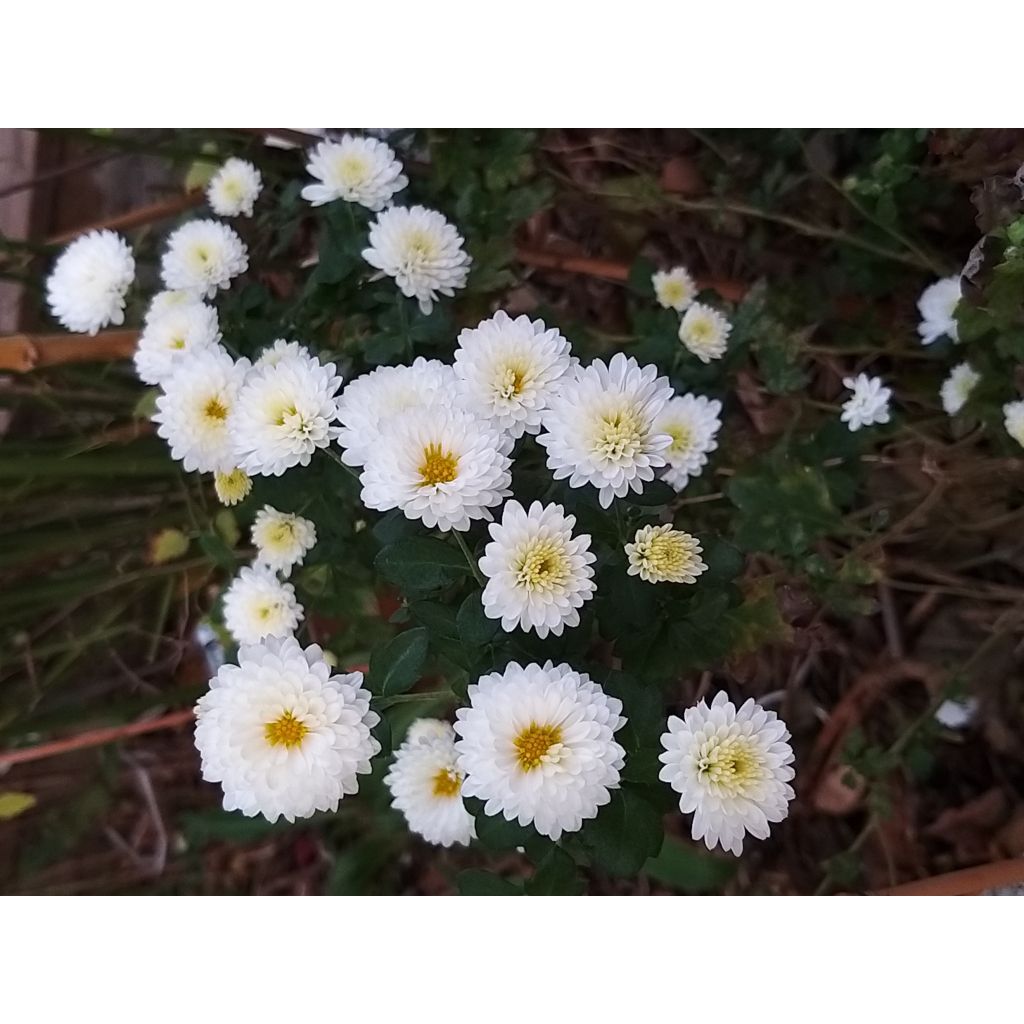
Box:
573;785;664;876
525;846;586;895
181;809;286;848
368;627;429;696
0;791;37;820
457;870;523;896
457;591;500;647
198;531;237;569
643;836;737;893
375;537;472;591
410;600;460;641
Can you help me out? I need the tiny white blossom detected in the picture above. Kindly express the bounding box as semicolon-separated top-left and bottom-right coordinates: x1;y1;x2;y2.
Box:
214;468;252;506
252;506;317;576
841;373;891;431
654;394;722;492
940;362;980;417
678;302;731;363
652;266;697;312
161;219;248;298
46;230;135;335
917;276;960;345
1003;399;1024;448
301;135;408;211
222;564;303;646
133;300;221;386
207;157;262;218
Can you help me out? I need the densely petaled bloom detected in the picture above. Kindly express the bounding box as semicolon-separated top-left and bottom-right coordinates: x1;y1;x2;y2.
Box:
221;564;303;645
654;394;722;491
479;500;596;638
133;300;221;385
194;635;379;823
453;311;574;439
537;352;673;509
652;265;697;312
659;691;795;856
231;344;343;476
455;661;626;840
152;346;250;473
362;205;471;315
335;358;454;467
384;720;475;847
359;406;512;532
940;362;980;416
678;302;731;363
207;157;263;218
626;524;707;584
301;135;408;210
841;373;891;431
214;468;252;506
144;289;196;324
46;230;135;335
252;505;317;576
1003;399;1024;448
917;276;960;345
160;219;248;298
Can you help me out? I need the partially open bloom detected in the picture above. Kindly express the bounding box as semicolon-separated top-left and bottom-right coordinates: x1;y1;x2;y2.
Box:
652;266;697;312
384;720;475;847
453;311;574;439
133;300;221;385
659;691;795;856
455;661;626;840
1003;399;1024;448
46;230;135;334
678;302;731;363
207;157;262;218
301;135;408;210
194;635;379;823
222;564;303;645
479;500;596;638
359;405;512;532
626;524;707;584
252;506;317;576
362;205;471;315
214;468;252;506
841;373;891;431
917;276;960;345
654;394;722;491
160;219;248;298
940;362;980;416
537;353;673;509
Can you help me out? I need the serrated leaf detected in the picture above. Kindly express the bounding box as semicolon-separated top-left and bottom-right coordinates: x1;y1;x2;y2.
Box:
525;846;586;896
375;537;471;591
368;627;429;696
573;785;664;876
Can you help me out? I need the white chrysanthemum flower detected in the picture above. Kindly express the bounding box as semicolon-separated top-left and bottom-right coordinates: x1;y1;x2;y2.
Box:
655;394;722;492
144;289;196;324
453;311;574;439
335;358;454;467
384;720;475;847
207;157;262;218
678;302;731;363
152;346;250;473
252;505;317;576
917;276;960;345
940;362;980;417
659;691;795;857
214;468;252;506
160;219;248;298
455;661;626;840
841;373;891;431
537;352;673;509
231;345;343;476
301;135;408;211
222;564;303;645
1003;399;1024;448
253;338;309;370
46;230;135;335
133;301;221;385
362;205;472;315
626;524;707;584
479;500;596;638
194;635;379;823
359;406;512;532
652;266;697;312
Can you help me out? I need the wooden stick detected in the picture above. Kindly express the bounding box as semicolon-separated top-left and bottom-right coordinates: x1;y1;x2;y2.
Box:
46;192;204;246
873;859;1024;896
0;330;138;372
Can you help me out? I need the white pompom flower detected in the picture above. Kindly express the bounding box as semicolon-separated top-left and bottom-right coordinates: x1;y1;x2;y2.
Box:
252;505;317;576
362;205;472;315
221;564;303;646
479;500;596;638
654;394;722;492
46;230;135;335
652;266;697;312
301;134;408;211
455;661;626;841
160;219;248;298
678;302;732;363
659;691;795;857
917;276;960;345
214;468;252;506
940;362;980;417
1003;399;1024;448
207;157;262;218
537;352;673;509
133;300;221;385
384;720;475;848
841;373;891;431
152;346;250;473
359;406;512;532
194;635;379;823
453;311;574;439
626;524;707;584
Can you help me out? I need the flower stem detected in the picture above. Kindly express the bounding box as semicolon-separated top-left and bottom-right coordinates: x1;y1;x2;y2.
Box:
453;530;485;586
322;445;360;480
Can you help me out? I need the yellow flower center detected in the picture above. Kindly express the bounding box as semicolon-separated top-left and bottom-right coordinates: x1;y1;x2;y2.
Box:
662;280;688;305
170;335;187;351
336;154;370;186
696;735;764;796
215;468;251;506
266;520;296;550
264;709;309;749
666;421;694;455
192;245;211;265
513;722;563;772
634;531;697;580
514;538;569;592
497;364;527;400
431;767;462;798
402;229;439;264
223;178;244;201
593;407;644;460
688;317;713;342
418;442;458;486
203;396;229;422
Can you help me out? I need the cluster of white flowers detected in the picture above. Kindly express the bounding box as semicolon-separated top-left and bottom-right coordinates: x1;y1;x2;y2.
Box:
652;264;733;363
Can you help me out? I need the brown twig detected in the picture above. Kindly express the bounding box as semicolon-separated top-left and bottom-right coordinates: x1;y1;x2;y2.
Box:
46;191;204;246
0;330;139;372
873;859;1024;896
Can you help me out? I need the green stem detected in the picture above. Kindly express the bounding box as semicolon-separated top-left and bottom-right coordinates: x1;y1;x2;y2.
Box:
453;530;485;586
374;689;455;710
322;445;360;480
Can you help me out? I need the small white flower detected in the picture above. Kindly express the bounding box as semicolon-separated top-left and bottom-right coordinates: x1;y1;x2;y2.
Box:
917;276;960;345
359;405;512;532
940;362;980;417
652;266;697;312
841;373;891;431
46;230;135;335
161;219;248;298
301;135;408;211
133;301;221;385
453;311;574;439
207;157;263;218
454;661;626;841
1003;399;1024;448
194;635;379;823
231;344;343;476
152;346;250;473
655;394;722;491
214;468;252;506
537;352;673;509
384;720;475;847
144;289;196;324
362;205;472;315
659;691;795;857
678;302;731;363
222;564;303;645
253;338;309;370
626;524;707;584
479;500;596;638
934;697;978;730
252;506;317;576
